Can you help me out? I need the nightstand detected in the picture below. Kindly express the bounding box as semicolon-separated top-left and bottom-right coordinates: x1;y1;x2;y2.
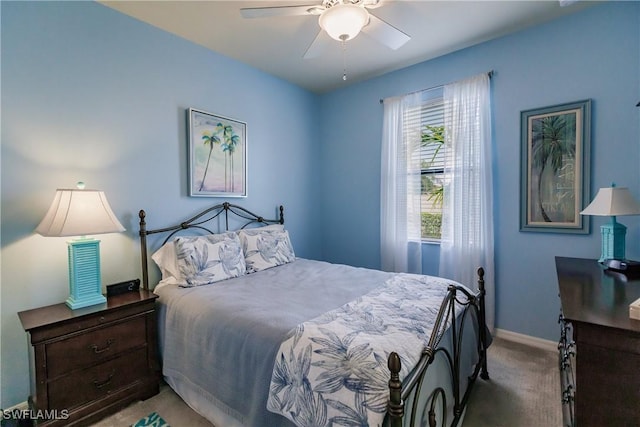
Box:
18;290;160;426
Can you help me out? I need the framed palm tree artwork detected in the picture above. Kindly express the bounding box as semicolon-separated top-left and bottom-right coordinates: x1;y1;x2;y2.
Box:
520;99;591;233
188;108;247;197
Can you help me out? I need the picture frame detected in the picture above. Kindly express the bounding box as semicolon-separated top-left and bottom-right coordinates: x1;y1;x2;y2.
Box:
520;99;591;233
188;108;247;197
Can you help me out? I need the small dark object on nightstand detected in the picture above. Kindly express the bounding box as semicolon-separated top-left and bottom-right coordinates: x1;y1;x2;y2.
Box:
106;279;140;297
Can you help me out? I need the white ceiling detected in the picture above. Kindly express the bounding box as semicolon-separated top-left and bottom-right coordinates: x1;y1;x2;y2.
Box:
100;0;594;94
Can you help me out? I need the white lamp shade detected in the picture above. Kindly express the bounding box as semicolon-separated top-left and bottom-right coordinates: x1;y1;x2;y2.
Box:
580;187;640;216
36;188;126;237
319;4;369;41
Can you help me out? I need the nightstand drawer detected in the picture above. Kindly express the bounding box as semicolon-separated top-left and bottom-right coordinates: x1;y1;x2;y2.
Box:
47;315;147;377
26;302;155;344
48;346;147;410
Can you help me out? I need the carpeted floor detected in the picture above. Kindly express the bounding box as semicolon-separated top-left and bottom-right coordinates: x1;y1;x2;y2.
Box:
90;385;213;427
463;336;561;426
92;336;560;427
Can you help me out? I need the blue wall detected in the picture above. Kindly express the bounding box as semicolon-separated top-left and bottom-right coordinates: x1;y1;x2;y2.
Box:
319;2;640;341
1;1;321;407
2;0;639;410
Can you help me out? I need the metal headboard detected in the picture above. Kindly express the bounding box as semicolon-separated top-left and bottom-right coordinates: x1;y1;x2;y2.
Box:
138;202;284;290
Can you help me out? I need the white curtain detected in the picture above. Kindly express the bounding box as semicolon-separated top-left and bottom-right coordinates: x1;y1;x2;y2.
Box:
439;73;495;331
380;92;423;274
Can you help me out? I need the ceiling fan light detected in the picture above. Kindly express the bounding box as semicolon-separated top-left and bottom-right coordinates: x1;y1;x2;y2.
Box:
319;4;369;42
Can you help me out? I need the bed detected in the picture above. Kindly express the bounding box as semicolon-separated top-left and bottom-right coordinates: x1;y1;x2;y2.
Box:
138;202;490;427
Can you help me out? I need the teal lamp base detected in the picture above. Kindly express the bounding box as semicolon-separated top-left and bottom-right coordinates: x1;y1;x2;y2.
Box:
66;238;106;309
598;216;627;263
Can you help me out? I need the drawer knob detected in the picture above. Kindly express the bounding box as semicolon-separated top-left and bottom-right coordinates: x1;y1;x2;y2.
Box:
93;370;115;389
89;338;115;354
562;385;574;404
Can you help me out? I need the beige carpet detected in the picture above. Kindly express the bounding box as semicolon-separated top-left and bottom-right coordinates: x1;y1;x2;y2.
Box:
90;385;213;427
463;336;561;426
93;336;560;427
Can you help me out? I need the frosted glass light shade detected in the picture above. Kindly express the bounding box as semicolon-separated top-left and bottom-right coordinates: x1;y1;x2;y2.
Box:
319;4;369;41
36;188;125;237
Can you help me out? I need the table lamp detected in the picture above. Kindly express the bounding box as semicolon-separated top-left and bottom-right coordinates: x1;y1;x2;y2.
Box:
35;182;125;309
580;184;640;263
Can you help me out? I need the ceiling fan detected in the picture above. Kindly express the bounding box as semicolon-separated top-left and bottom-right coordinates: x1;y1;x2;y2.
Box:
240;0;411;59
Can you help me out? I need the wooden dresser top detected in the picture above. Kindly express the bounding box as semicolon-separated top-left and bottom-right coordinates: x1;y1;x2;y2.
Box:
556;256;640;333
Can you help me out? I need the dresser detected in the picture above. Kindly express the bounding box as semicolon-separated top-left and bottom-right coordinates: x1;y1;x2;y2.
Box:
556;257;640;427
18;290;160;426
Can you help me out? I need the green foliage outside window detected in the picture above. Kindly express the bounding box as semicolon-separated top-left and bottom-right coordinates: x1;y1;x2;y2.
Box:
421;124;445;239
422;212;442;240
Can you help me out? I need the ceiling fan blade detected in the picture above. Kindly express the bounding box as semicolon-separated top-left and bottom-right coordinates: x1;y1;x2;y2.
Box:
240;5;321;19
362;0;382;9
362;14;410;50
303;30;331;59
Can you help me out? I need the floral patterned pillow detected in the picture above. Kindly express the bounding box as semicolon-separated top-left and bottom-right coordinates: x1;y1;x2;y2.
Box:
175;232;246;287
238;229;295;273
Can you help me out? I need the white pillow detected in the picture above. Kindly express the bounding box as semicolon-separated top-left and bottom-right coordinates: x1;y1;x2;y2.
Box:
151;240;182;282
238;229;295;273
174;232;246;287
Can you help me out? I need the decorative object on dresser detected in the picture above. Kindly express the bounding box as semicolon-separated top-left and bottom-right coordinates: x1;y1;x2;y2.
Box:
35;182;126;309
556;256;640;427
579;183;640;263
18;290;160;426
631;297;640;320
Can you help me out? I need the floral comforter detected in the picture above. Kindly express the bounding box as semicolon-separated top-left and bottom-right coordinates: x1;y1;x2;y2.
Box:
266;273;466;427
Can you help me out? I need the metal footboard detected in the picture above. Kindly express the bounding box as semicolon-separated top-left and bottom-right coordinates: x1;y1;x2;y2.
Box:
386;267;490;427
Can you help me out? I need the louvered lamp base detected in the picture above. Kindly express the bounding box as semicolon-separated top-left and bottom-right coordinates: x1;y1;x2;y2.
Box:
599;217;627;263
66;239;106;309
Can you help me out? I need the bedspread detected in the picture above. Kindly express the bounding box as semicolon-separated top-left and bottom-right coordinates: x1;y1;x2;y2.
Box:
266;273;466;427
156;258;396;427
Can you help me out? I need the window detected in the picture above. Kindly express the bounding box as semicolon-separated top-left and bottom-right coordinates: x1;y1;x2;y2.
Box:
381;73;493;325
405;96;446;240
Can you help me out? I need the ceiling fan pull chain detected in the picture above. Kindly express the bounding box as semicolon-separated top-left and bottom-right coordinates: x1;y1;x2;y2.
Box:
341;37;348;81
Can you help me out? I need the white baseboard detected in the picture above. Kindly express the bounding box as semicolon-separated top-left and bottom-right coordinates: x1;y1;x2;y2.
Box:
494;328;557;353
